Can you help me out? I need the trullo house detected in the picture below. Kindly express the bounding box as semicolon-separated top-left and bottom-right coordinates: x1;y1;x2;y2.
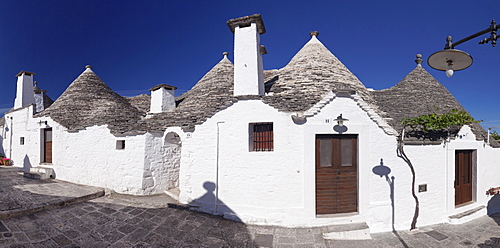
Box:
2;14;500;233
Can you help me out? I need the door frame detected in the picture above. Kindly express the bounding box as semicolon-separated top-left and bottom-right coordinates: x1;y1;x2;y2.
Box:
454;149;476;207
41;128;53;164
315;134;359;215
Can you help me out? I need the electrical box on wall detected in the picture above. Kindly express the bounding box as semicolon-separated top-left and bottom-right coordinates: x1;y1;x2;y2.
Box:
419;184;427;193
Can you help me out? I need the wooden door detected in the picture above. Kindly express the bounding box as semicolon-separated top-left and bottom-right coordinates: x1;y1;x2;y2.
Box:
455;150;473;206
316;134;358;215
43;128;52;163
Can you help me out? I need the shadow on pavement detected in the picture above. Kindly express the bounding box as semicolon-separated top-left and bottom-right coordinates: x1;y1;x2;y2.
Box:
0;194;258;247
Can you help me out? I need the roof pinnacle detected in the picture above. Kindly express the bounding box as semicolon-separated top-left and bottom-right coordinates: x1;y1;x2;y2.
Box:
85;65;92;69
415;54;423;66
309;31;319;37
223;52;229;58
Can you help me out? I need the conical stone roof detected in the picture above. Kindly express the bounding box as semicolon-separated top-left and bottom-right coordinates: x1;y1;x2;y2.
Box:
372;63;498;146
145;55;236;132
36;67;145;134
263;34;373;112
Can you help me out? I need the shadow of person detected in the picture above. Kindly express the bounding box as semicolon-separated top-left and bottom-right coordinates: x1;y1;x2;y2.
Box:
188;181;242;222
23;155;32;172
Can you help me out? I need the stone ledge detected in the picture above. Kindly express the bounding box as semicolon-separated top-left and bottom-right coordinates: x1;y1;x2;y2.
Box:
449;205;485;219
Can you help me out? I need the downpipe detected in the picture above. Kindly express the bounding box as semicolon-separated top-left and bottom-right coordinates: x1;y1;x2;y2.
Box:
215;121;225;214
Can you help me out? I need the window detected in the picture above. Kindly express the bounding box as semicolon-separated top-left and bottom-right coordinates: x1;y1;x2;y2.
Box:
20;137;25;145
116;140;125;150
250;123;273;151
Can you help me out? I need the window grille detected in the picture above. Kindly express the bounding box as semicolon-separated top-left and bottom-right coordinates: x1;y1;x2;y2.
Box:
251;123;273;151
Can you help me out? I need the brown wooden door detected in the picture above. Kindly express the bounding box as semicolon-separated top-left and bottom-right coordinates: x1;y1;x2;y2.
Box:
316;134;358;215
43;128;52;163
455;150;473;205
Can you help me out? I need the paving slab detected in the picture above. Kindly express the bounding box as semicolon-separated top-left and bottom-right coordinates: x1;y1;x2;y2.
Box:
0;166;104;219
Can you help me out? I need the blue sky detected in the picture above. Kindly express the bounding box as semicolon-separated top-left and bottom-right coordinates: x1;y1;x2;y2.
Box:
1;0;499;129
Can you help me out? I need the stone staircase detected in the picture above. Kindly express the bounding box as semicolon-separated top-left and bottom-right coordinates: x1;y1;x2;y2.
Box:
23;166;55;180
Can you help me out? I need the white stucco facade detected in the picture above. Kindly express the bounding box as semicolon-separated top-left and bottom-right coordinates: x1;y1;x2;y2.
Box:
173;94;500;232
1;104;182;196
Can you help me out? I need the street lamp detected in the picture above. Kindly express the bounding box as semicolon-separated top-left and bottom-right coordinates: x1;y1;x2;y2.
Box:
428;19;498;77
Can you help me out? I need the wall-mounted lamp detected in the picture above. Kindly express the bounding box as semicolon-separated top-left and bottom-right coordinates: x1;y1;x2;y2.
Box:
428;20;497;77
38;120;48;126
334;114;349;127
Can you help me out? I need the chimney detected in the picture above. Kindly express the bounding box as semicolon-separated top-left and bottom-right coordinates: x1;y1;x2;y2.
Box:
149;84;177;113
33;82;50;113
14;71;36;109
227;14;266;96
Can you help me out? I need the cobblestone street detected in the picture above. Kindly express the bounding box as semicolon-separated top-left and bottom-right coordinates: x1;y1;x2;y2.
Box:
1;167;500;247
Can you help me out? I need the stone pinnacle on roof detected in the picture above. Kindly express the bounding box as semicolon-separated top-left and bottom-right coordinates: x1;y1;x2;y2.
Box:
223;52;229;58
310;31;319;37
415;54;423;66
84;65;93;73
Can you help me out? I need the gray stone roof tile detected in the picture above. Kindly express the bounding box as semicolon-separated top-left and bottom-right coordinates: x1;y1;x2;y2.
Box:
372;64;499;147
35;68;145;135
144;56;236;133
262;35;374;112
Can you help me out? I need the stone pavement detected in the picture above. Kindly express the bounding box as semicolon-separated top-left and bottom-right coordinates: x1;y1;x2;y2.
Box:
0;167;104;219
1;166;500;247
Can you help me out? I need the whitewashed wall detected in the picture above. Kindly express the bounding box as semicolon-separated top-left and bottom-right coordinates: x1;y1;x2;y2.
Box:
2;106;155;195
52;125;146;194
178;95;500;233
2;105;40;168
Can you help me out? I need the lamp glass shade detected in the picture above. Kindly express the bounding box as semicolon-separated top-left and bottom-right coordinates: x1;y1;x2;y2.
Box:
427;49;473;71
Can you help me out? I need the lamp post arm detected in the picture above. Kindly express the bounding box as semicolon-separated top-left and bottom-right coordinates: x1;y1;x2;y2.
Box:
445;19;498;49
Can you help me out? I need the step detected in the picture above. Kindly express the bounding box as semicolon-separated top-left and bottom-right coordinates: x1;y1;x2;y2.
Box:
448;205;486;224
164;187;180;201
30;166;55;179
322;222;371;240
23;171;50;180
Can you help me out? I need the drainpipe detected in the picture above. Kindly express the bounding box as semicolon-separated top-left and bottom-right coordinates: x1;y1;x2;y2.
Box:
445;132;449;212
9;117;13;159
215;121;225;214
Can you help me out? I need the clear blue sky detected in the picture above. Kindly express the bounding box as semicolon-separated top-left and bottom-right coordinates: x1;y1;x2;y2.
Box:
1;0;498;129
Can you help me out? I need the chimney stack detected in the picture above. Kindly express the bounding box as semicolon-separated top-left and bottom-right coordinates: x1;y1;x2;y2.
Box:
14;71;36;109
227;14;266;96
149;84;177;113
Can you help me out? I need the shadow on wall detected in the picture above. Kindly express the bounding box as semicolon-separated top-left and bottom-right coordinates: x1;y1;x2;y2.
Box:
23;155;32;172
188;181;242;222
0;134;4;156
373;159;409;248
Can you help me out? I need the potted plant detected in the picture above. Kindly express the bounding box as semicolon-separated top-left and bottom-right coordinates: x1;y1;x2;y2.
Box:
2;158;12;166
487;187;500;196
